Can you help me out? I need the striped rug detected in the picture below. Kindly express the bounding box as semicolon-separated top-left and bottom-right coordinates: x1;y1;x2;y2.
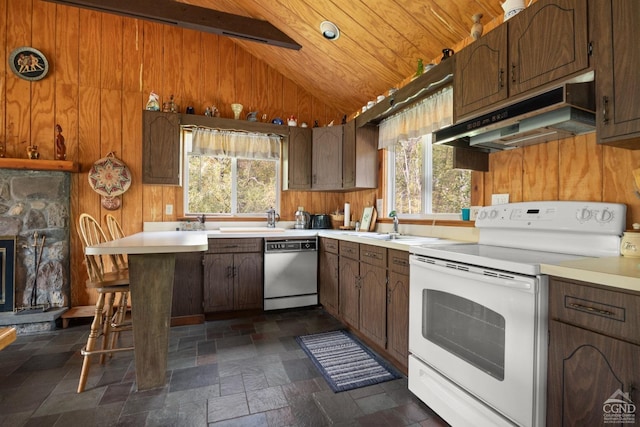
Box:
296;330;402;392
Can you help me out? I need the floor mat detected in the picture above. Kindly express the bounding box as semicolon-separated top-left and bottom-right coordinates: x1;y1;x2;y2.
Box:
295;329;401;392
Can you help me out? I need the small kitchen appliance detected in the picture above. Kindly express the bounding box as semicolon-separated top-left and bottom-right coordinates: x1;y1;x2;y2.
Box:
408;201;626;427
310;214;332;229
294;206;311;229
266;207;279;228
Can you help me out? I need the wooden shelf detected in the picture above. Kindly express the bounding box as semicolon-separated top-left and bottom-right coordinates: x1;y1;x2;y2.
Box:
0;158;79;172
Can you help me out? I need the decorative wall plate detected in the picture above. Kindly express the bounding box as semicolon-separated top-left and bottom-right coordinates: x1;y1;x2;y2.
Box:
88;152;132;197
9;47;49;81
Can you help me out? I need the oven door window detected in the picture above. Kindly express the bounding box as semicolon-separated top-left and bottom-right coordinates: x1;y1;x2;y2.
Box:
423;289;505;380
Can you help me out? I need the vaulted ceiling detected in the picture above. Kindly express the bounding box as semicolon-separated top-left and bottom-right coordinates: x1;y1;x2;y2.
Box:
180;0;506;116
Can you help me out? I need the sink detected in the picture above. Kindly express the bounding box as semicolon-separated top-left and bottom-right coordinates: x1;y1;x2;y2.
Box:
358;233;442;243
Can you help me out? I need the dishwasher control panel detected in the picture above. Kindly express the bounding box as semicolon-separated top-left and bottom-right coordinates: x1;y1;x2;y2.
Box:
265;238;317;252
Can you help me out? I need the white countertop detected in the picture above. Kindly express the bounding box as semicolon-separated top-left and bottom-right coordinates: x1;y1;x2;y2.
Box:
85;231;208;255
541;256;640;293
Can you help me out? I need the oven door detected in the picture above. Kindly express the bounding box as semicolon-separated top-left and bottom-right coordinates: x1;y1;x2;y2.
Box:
409;255;547;427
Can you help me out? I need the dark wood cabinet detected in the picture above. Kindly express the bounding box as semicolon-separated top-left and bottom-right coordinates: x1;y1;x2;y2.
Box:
547;277;640;426
142;110;181;185
342;121;378;190
358;244;387;349
594;0;640;149
339;241;360;328
171;251;204;325
386;249;409;370
283;126;312;190
454;0;589;120
319;238;339;317
455;24;508;119
312;126;343;190
203;238;263;312
507;0;589;97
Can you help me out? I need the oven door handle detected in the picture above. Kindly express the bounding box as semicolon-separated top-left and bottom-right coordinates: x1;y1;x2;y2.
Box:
411;258;533;291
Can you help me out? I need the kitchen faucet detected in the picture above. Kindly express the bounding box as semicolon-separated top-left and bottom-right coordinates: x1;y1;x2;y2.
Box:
390;210;399;235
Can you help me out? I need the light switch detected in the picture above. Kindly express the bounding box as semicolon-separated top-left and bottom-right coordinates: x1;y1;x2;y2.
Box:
165;204;173;215
491;194;509;205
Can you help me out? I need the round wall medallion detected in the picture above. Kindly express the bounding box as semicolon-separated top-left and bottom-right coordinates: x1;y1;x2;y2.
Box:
9;47;49;81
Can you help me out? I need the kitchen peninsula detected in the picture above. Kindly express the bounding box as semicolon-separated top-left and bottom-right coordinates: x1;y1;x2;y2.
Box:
84;231;208;390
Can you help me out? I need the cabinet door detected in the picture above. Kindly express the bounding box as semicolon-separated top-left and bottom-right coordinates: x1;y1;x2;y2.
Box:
343;121;378;189
233;252;263;310
548;320;640;426
339;256;360;328
319;249;339;317
359;263;387;349
283;126;312;190
203;253;234;312
596;0;640;147
172;252;204;318
454;24;508;119
142;110;181;185
508;0;589;97
387;250;409;369
312;126;343;190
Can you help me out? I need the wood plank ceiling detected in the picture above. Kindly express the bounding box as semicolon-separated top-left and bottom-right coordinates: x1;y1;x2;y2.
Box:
181;0;505;116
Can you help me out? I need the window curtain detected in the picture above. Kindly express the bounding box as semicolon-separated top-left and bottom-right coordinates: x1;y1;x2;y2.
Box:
190;127;281;160
378;86;453;150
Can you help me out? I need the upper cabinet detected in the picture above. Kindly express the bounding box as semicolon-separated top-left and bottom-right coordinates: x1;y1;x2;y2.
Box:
283;126;312;190
312;126;344;190
142;111;181;185
342;121;378;190
455;0;589;120
594;0;640;148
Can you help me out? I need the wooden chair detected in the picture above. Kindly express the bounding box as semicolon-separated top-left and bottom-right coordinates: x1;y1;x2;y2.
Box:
77;213;133;393
105;213;128;270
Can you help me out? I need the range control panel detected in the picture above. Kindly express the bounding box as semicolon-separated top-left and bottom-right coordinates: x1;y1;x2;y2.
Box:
475;201;626;234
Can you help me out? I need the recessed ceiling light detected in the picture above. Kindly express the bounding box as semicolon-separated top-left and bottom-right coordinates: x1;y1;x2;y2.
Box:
320;21;340;41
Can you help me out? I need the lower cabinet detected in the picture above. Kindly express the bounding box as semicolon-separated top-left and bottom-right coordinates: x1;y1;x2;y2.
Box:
319;238;339;317
172;251;204;324
387;249;409;370
338;242;360;329
547;277;640;426
203;238;263;312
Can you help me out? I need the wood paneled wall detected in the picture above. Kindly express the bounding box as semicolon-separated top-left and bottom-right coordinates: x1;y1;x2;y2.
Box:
0;0;347;306
471;133;640;228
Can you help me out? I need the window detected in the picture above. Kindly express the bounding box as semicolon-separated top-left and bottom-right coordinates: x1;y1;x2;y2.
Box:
182;128;280;215
386;134;470;216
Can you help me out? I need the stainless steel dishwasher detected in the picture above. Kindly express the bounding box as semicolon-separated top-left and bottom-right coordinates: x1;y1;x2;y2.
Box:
263;237;318;310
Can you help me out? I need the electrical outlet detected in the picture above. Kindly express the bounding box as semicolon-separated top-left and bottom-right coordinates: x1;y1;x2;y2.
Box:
491;194;510;205
165;204;173;215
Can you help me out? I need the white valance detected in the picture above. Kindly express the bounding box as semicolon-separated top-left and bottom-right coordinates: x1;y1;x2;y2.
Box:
378;86;453;150
190;127;281;160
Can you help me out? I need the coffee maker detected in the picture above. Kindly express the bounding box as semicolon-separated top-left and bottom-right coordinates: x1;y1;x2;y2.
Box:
294;206;310;229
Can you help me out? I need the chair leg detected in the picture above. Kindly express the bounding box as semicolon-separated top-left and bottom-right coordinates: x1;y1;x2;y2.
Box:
100;292;115;364
109;291;128;352
78;292;105;393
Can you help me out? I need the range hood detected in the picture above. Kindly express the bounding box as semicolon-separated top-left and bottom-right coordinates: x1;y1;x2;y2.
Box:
434;82;596;151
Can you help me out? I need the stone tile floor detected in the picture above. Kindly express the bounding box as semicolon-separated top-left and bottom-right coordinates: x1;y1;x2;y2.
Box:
0;307;449;426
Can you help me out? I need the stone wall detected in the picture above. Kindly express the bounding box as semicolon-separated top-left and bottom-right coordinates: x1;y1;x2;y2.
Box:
0;170;70;311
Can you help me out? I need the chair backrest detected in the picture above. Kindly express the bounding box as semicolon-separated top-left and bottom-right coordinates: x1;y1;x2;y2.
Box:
78;213;124;283
105;214;128;270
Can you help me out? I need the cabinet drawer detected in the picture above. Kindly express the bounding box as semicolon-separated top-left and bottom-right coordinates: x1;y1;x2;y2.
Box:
550;277;640;345
339;241;359;260
208;238;262;254
321;237;339;254
360;244;387;268
389;249;409;275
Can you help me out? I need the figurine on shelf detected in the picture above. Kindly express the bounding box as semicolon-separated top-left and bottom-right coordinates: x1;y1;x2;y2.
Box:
471;13;484;40
55;124;66;160
145;91;160;111
27;143;39;159
415;58;424;77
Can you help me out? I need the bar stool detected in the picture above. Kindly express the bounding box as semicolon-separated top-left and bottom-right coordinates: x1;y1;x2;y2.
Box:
77;213;133;393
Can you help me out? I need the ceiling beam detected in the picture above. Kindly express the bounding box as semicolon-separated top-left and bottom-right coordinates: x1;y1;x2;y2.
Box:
43;0;302;50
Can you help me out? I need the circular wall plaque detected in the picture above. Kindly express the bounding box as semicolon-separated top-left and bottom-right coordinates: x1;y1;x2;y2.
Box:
9;47;49;81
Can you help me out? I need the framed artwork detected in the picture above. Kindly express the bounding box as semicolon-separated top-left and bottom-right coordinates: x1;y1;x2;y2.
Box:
360;206;374;232
9;47;49;81
0;236;16;312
